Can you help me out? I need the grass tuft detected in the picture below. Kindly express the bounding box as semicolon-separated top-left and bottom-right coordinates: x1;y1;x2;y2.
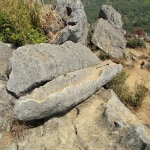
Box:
0;0;46;47
106;70;148;109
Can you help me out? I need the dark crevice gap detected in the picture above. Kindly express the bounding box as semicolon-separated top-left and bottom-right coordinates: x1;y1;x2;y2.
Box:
7;79;51;98
66;7;72;16
68;22;77;26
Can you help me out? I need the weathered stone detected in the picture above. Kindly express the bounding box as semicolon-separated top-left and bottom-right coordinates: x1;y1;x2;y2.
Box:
0;42;15;81
13;61;123;121
91;18;126;58
99;4;123;29
54;0;88;45
103;90;136;129
128;48;147;59
124;51;133;66
11;88;150;150
145;36;150;43
7;41;100;97
141;61;150;71
0;81;15;134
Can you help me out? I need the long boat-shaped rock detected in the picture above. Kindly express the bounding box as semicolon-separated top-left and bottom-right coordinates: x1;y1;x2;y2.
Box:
13;61;122;121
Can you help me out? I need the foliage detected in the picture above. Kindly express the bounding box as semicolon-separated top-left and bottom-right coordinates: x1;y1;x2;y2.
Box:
133;27;145;36
127;38;146;49
99;51;111;60
129;82;148;107
106;70;148;109
0;0;46;47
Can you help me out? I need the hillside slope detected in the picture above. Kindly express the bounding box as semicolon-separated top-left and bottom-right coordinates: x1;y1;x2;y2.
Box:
81;0;150;34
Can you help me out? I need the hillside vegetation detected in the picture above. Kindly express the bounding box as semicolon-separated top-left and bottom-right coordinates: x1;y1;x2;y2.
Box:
81;0;150;34
0;0;46;47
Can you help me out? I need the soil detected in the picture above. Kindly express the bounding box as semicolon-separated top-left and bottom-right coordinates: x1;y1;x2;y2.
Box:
124;43;150;126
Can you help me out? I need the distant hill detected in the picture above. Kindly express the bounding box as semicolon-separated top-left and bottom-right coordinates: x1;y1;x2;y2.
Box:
81;0;150;34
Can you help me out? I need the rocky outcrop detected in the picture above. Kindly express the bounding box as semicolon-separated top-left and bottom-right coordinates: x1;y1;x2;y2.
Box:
99;4;123;29
92;5;126;58
53;0;88;45
13;61;122;121
0;42;15;81
2;88;150;150
7;41;99;97
92;18;126;58
0;81;15;135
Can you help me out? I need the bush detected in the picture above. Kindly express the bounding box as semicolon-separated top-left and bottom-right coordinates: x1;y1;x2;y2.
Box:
106;70;148;109
127;38;146;49
0;0;46;47
99;51;111;60
129;82;148;107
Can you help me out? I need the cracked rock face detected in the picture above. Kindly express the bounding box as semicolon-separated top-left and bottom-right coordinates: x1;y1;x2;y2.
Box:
92;18;126;58
99;4;123;29
13;61;122;121
0;81;15;134
92;5;126;58
54;0;88;45
7;41;99;97
5;88;150;150
0;42;15;81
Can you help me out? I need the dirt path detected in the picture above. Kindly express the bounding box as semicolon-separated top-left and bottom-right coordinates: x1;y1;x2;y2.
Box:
125;43;150;125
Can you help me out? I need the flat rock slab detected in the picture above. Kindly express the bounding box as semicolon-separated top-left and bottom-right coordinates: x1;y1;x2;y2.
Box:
5;88;150;150
13;61;123;121
7;41;100;97
91;18;126;58
127;48;147;59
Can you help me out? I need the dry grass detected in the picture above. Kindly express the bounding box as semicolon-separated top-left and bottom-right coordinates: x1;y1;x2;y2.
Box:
106;70;148;109
40;5;64;43
0;120;31;148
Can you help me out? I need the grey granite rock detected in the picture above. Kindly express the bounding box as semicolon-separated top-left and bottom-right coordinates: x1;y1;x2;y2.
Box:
54;0;88;45
11;88;150;150
13;61;122;121
0;81;15;134
7;41;100;97
0;42;15;81
99;4;123;29
91;18;126;58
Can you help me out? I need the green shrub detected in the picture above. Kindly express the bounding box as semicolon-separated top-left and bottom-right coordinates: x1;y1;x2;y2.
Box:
129;82;148;107
106;70;148;109
127;38;146;49
0;0;46;47
99;51;111;60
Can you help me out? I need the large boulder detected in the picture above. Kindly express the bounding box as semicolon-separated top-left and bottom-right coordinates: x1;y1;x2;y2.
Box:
91;18;126;58
0;42;15;81
4;88;150;150
7;41;100;97
99;4;123;29
92;5;126;58
13;60;122;121
53;0;88;45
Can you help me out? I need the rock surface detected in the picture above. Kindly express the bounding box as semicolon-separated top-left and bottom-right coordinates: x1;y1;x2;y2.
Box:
2;88;150;150
91;18;126;58
54;0;88;45
0;42;15;81
7;41;99;97
99;4;123;29
13;61;122;121
0;81;15;135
